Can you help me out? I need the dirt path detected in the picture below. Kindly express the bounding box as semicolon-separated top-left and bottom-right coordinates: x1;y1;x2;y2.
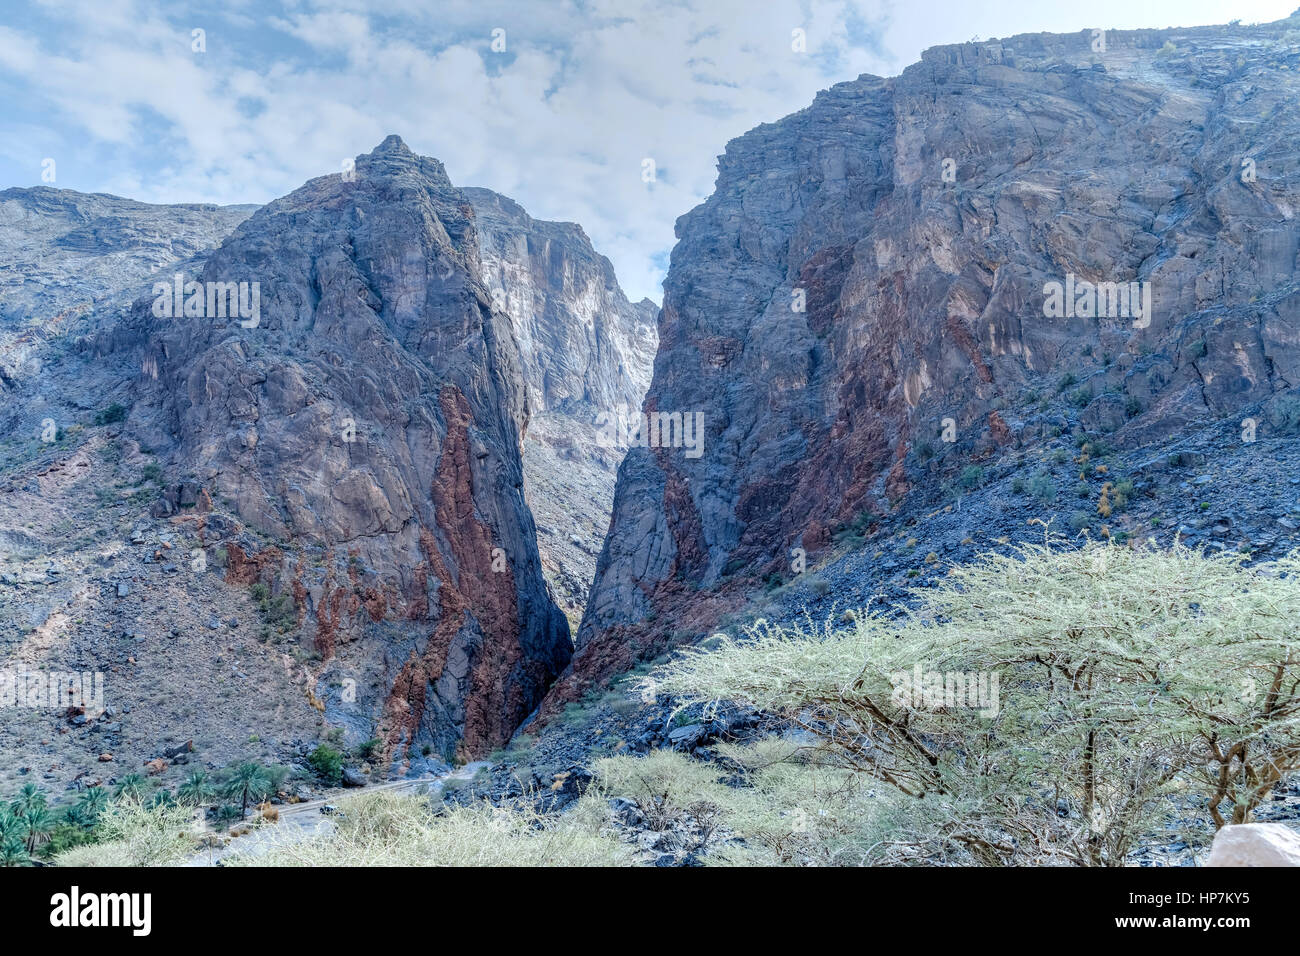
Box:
184;761;489;866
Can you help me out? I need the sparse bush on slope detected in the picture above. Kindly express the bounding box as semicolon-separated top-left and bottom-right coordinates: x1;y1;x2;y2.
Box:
645;540;1300;865
227;790;634;867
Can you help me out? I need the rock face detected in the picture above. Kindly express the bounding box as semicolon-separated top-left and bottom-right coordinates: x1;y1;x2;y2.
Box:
464;187;658;623
0;187;255;385
566;15;1300;694
0;142;655;777
113;136;571;761
1207;823;1300;866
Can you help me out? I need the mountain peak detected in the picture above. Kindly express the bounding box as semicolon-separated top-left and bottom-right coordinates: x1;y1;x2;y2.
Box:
371;134;413;156
353;134;451;187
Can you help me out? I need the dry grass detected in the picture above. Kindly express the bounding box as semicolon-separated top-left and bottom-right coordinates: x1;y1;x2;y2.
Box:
224;789;635;867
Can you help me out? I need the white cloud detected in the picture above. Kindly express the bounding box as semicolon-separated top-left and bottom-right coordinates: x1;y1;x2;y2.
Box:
1;0;1294;300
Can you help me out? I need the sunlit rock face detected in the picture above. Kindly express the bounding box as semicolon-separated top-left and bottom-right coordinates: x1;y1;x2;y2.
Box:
465;186;657;626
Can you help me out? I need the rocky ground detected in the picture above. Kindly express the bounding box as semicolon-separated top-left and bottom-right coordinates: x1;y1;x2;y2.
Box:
0;424;327;800
750;407;1300;627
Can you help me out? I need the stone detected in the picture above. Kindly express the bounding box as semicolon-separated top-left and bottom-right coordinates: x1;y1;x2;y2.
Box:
341;767;367;787
1206;823;1300;867
119;136;573;760
560;15;1300;705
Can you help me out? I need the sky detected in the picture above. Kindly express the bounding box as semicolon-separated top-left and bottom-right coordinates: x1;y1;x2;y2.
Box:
1;0;1295;302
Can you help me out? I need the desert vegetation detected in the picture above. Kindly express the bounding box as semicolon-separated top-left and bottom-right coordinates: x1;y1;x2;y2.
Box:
26;540;1300;867
645;540;1300;864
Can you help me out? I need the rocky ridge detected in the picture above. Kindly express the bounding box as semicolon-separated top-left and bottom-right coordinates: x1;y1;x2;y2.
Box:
560;13;1300;701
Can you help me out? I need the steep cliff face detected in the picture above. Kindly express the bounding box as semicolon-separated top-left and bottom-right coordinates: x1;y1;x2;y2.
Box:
464;187;658;623
567;16;1300;693
113;137;570;762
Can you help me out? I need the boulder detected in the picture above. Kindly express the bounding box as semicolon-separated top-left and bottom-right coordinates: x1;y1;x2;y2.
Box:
341;767;367;787
1206;823;1300;867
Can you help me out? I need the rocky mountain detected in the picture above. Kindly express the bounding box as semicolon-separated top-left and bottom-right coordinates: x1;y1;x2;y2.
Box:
463;187;657;624
560;14;1300;699
112;136;578;764
0;141;658;788
0;187;256;385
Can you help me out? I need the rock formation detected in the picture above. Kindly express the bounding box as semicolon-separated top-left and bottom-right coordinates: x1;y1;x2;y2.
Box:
566;15;1300;697
0;187;255;385
0;142;656;777
464;187;657;624
112;136;572;763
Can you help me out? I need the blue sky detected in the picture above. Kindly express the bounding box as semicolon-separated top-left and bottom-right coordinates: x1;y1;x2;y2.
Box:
1;0;1295;302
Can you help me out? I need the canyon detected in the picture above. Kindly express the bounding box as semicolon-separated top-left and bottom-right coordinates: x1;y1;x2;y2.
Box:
4;12;1300;799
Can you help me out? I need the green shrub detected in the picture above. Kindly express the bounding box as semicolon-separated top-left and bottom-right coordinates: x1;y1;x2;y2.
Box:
93;403;127;426
1026;472;1056;502
308;745;344;786
957;466;984;491
1112;478;1135;507
353;738;383;762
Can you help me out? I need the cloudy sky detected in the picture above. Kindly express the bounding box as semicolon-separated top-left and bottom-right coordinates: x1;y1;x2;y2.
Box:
1;0;1294;301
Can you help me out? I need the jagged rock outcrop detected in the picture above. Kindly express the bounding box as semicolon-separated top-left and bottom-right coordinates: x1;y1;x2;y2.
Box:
113;136;571;761
464;187;657;623
565;15;1300;695
0;187;255;385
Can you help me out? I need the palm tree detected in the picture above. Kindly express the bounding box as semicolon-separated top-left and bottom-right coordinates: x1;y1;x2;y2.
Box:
177;770;213;807
222;762;272;819
75;786;109;822
113;774;148;800
11;785;53;855
64;791;104;831
17;803;54;856
0;834;28;867
12;783;43;817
